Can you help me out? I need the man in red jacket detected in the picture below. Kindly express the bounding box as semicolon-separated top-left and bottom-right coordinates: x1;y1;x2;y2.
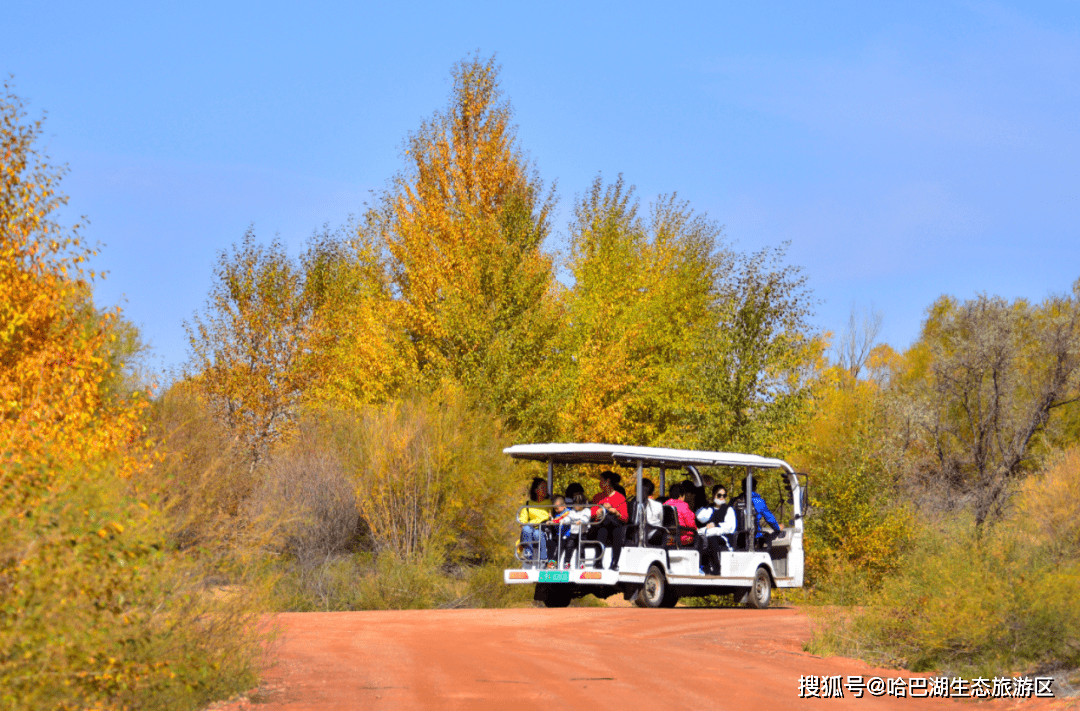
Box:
588;470;628;571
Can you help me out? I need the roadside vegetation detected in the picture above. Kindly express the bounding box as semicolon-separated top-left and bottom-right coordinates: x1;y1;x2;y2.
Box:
806;448;1080;678
797;299;1080;679
4;52;1079;709
1;85;262;710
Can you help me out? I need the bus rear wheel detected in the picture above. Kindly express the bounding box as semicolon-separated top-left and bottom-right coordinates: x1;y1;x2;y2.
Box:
636;565;668;608
747;567;772;609
659;588;680;608
536;583;572;608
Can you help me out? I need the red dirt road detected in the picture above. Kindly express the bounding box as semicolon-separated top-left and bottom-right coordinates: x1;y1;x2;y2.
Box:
219;606;1073;710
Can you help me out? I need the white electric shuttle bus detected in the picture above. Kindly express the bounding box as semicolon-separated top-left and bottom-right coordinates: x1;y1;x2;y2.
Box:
503;443;808;608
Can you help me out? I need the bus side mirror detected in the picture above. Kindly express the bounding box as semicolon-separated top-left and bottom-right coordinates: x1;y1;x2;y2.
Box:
795;473;809;515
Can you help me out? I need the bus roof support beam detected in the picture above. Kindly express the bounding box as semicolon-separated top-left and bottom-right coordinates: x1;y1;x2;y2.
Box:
547;458;554;501
636;460;644;505
746;466;755;553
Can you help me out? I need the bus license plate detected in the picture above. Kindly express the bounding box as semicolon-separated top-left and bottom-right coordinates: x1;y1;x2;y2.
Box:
539;571;569;583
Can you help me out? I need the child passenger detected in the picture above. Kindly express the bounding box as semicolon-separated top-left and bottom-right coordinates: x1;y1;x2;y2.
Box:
546;495;570;568
559;494;592;569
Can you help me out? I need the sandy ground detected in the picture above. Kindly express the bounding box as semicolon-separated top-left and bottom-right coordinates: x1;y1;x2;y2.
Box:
213;605;1075;710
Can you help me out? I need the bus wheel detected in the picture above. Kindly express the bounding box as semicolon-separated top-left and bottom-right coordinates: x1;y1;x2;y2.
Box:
542;586;572;608
637;565;667;608
747;567;772;609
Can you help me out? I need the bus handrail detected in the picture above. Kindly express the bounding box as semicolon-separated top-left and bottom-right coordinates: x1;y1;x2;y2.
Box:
514;504;605;568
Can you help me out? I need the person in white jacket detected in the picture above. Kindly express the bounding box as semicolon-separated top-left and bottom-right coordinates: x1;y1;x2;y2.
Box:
696;485;736;574
554;494;593;568
640;478;665;546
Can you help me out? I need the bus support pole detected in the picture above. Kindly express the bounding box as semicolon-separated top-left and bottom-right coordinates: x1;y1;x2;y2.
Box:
746;466;755;553
547;458;554;501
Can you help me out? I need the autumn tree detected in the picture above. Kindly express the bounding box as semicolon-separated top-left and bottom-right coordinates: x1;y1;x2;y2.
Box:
792;345;913;586
834;303;884;381
557;176;722;446
0;84;262;711
185;229;317;464
552;174;819;454
892;290;1080;527
301;221;415;409
0;82;145;466
686;243;818;454
369;53;563;431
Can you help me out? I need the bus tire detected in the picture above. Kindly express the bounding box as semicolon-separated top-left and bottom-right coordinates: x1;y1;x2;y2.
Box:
637;565;667;608
542;585;572;608
747;567;772;609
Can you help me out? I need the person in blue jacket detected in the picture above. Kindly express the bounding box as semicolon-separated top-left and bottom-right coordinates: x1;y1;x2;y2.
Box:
734;478;785;549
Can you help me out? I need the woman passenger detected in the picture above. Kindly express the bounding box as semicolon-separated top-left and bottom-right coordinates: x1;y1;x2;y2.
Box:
663;484;697;547
696;484;736;574
518;477;551;568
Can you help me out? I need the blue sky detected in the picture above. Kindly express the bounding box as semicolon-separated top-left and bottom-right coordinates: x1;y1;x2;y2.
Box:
4;1;1078;372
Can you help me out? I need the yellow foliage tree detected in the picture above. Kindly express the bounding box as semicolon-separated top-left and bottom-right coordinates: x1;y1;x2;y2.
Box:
329;390;520;562
558;177;720;445
791;350;912;585
1;84;259;711
0;83;145;469
301;223;416;409
556;175;816;454
185;230;318;464
370;54;563;433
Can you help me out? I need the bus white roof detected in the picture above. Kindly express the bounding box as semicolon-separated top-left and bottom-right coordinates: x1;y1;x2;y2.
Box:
503;443;793;472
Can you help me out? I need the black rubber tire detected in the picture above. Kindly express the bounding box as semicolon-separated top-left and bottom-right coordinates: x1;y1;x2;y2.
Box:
659;588;680;608
542;585;572;608
636;565;667;608
747;567;772;609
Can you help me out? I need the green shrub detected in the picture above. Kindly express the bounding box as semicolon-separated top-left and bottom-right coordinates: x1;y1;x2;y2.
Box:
267;553;531;611
0;458;263;711
319;391;522;563
457;556;534;609
808;451;1080;678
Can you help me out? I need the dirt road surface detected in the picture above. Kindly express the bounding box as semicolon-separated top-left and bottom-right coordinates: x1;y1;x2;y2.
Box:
216;606;1073;710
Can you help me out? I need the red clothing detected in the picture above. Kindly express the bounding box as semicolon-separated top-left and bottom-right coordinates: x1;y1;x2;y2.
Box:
664;498;696;544
591;490;628;523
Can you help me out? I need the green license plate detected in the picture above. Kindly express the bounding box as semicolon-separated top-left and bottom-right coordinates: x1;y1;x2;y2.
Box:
539;571;570;583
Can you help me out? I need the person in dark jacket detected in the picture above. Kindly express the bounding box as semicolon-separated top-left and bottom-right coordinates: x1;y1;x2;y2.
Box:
732;478;784;550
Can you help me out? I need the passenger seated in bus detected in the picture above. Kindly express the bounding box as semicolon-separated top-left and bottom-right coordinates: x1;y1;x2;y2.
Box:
518;477;550;567
587;471;629;571
681;486;714;573
663;483;696;547
696;485;736;574
559;494;591;569
681;479;707;511
733;479;785;550
564;482;585;502
697;484;736;549
547;495;571;568
640;478;665;546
